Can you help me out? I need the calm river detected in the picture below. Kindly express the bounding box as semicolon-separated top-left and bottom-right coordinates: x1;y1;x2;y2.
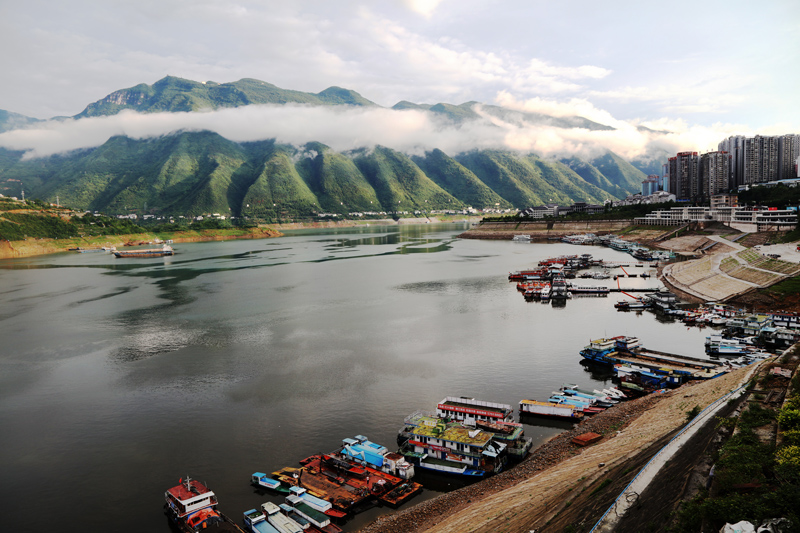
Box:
0;223;712;532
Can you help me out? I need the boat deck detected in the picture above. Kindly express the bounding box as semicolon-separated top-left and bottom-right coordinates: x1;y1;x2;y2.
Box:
273;454;418;512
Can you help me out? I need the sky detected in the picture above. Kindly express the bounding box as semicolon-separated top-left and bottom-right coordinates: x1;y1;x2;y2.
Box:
1;0;798;161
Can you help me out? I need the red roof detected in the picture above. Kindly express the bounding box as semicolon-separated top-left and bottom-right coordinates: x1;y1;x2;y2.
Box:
167;479;212;502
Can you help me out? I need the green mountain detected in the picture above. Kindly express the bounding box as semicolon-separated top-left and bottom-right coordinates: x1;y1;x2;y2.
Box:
75;76;378;118
0;133;638;221
412;149;512;209
354;146;461;211
240;143;320;220
454;150;611;207
588;151;648;193
0;109;41;133
560;156;631;199
0;76;654;220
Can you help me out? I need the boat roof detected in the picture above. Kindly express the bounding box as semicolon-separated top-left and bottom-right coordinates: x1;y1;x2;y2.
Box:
166;479;214;504
411;423;493;446
520;399;577;410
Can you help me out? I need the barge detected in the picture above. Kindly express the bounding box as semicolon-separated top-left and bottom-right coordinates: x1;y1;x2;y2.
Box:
114;244;174;258
519;399;584;420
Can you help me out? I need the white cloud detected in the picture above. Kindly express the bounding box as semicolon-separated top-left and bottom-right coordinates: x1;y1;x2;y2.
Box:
0;99;768;166
404;0;444;18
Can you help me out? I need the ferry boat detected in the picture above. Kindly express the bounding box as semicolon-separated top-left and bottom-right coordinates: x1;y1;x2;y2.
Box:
164;477;244;532
397;412;507;477
114;244;174;258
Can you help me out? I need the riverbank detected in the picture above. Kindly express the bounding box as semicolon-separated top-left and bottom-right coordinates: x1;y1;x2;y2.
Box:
0;216;482;259
358;365;759;533
272;216;480;230
0;226;282;259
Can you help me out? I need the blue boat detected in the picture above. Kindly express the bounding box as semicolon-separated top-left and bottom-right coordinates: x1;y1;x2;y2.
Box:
251;472;290;493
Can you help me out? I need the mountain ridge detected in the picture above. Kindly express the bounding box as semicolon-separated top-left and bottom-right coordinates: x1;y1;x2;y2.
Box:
0;76;654;220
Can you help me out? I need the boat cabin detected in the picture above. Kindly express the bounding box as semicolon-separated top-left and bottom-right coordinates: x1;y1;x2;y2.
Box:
436;396;513;423
164;477;218;519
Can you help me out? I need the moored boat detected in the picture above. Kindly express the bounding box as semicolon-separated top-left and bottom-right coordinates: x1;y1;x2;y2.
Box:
397;412;507;477
114;244;174;258
243;508;281;533
251;473;291;493
519;399;584;420
260;502;303;533
164;476;245;532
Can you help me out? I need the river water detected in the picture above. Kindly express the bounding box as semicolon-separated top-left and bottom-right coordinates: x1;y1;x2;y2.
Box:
0;223;713;532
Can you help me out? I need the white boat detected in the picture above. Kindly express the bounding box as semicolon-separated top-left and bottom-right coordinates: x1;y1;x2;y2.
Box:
519;399;583;420
244;508;281;533
261;502;303;533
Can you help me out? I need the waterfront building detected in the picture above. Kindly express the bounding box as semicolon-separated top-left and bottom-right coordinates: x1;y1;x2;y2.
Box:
635;206;796;232
710;194;738;209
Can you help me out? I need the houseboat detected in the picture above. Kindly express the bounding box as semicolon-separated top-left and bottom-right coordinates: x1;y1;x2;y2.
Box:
397;412;507;477
436;396;513;423
433;398;531;460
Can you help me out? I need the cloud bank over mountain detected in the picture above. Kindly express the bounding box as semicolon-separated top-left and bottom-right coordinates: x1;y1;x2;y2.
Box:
0;99;755;163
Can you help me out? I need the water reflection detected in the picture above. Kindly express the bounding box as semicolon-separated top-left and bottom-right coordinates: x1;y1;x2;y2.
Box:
1;223;719;533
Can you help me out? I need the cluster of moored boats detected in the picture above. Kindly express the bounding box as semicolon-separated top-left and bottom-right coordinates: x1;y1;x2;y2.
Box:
510;254;657;302
560;233;675;262
519;384;629;421
166;434;423;533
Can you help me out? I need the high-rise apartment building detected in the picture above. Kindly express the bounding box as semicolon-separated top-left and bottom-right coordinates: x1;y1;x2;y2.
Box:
778;134;800;179
718;135;745;187
668;152;700;201
745;135;779;184
701;151;731;197
642;175;661;196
